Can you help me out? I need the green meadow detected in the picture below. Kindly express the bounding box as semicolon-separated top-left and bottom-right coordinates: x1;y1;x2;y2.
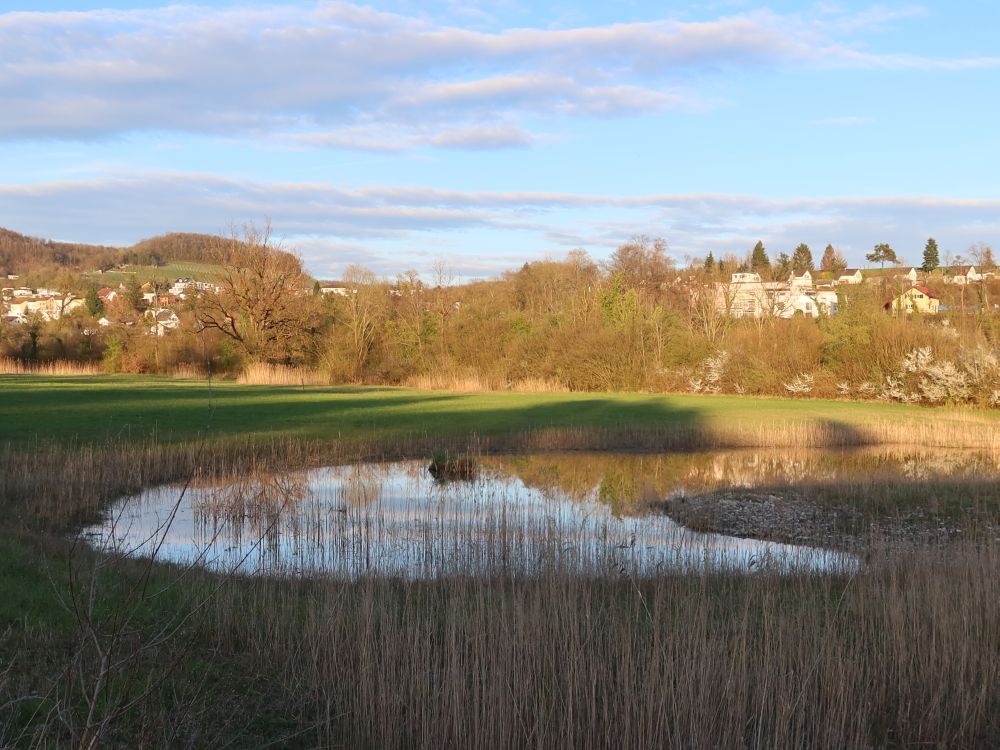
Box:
2;374;996;446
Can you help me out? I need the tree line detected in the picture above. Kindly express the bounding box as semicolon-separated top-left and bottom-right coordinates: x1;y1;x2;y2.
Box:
3;230;999;406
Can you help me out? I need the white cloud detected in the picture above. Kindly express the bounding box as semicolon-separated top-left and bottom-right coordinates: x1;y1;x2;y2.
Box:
0;2;990;147
1;171;997;276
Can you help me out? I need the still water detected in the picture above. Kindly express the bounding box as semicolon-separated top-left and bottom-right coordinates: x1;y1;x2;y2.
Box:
84;447;987;578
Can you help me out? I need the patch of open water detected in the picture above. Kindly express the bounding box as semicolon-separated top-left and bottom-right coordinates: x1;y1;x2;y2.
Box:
77;449;931;578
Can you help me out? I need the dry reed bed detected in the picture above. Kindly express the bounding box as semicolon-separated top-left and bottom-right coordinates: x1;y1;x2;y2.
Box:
197;544;1000;749
405;371;570;392
0;358;103;376
236;362;328;386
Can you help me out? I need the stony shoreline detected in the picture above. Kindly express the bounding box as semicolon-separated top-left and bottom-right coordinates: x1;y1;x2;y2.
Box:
651;488;971;552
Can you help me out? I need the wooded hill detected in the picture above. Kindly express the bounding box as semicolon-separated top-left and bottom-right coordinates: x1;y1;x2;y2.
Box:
0;227;229;276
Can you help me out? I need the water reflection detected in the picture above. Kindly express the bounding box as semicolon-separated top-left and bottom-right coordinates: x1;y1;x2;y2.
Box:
490;447;1000;509
91;447;998;578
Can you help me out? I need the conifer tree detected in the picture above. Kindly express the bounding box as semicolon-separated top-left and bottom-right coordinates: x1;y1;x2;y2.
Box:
750;241;770;272
85;286;104;316
922;238;940;272
791;243;814;274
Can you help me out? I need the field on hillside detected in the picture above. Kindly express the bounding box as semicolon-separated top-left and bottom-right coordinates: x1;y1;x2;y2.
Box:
1;374;999;446
83;260;222;285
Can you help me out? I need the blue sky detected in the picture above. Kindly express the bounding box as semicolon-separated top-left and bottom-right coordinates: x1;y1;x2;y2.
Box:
1;1;998;279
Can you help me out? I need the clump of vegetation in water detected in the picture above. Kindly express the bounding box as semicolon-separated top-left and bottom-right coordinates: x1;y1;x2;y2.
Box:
428;450;479;481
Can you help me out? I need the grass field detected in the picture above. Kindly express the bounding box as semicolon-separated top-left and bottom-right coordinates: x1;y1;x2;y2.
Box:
2;374;998;446
82;261;222;286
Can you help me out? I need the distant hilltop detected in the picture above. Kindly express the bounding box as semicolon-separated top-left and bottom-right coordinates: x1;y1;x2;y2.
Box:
0;227;231;277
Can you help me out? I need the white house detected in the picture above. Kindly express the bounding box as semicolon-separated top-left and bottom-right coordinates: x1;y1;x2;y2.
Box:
836;269;864;285
943;266;982;285
814;290;839;315
776;291;819;318
789;270;814;291
147;308;181;336
320;286;352;296
7;296;84;321
715;273;770;318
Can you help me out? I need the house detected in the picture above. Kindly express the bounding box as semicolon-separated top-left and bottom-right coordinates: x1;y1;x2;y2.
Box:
885;285;940;314
775;291;819;318
901;267;919;284
942;266;982;285
715;273;771;318
836;268;863;285
319;285;352;296
97;287;119;304
789;270;814;291
814;289;839;315
715;273;792;318
8;296;84;321
146;308;181;336
169;278;218;299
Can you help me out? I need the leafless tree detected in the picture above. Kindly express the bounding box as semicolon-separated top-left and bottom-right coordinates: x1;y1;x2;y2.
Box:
196;224;318;364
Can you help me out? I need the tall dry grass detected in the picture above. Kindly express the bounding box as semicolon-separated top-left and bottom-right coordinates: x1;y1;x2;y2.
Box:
0;358;102;376
199;543;999;749
236;362;329;386
405;370;570;393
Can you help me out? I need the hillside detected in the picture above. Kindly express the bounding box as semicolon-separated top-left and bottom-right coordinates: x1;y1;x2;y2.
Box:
0;227;229;277
0;227;121;276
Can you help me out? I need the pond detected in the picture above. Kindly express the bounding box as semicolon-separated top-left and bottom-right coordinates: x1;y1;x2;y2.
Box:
88;446;1000;578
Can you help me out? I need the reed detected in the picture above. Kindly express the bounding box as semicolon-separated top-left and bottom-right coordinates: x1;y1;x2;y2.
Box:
207;543;999;749
0;358;102;376
405;371;570;393
236;362;329;386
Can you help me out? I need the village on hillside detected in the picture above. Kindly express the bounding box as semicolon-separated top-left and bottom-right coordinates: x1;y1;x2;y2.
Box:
0;274;219;334
710;264;992;319
4;258;992;333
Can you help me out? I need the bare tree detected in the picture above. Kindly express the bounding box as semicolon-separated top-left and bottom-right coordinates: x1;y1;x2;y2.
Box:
196;224;318;364
605;236;673;292
337;264;386;380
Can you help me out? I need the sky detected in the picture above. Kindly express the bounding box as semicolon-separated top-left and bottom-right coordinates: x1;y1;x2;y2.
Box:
0;0;998;279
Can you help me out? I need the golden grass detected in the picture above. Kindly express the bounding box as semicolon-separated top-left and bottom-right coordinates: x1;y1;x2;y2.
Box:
405;370;570;393
236;362;329;386
0;358;102;376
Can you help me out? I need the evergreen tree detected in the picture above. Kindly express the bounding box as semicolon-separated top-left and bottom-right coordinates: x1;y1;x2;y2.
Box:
791;243;814;274
85;286;104;316
124;274;143;309
750;241;770;272
775;252;792;278
820;244;847;273
922;238;940;272
703;252;715;270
